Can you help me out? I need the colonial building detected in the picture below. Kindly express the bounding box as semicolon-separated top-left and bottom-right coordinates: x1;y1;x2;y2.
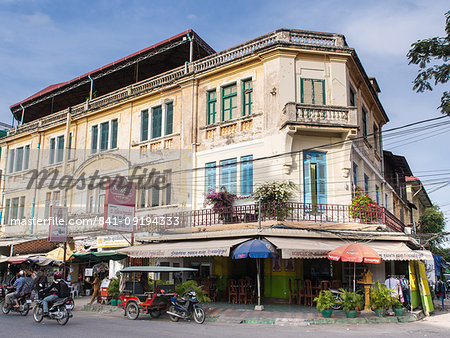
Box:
0;29;433;302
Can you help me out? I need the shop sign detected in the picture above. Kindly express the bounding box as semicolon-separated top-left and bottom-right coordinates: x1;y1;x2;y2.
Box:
104;178;136;232
48;206;68;242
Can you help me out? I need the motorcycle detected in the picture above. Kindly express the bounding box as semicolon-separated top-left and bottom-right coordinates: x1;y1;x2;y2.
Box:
33;287;74;325
329;288;343;310
1;288;32;316
167;291;205;324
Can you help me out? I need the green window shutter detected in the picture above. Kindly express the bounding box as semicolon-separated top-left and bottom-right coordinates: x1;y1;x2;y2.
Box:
141;110;149;141
165;102;173;135
100;122;109;151
8;149;14;173
4;199;10;224
11;197;19;220
364;174;369;193
56;135;64;162
19;196;25;219
152;106;162;139
242;80;253;116
316;152;327;206
353;162;358;186
49;138;55;164
91;125;98;153
205;162;216;193
362;108;368;137
207;90;217;124
240;155;253;196
222;85;237;121
301;79;325;105
68;134;72;160
111;119;118;149
303;152;312;204
15;147;23;172
23;145;30;170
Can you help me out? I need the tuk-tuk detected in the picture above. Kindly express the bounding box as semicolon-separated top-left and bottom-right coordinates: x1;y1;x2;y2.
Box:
118;266;197;320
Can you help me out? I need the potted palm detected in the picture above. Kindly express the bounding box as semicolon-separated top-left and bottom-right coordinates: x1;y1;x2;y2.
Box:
108;276;120;306
340;289;364;318
392;298;405;316
370;281;390;316
314;290;335;318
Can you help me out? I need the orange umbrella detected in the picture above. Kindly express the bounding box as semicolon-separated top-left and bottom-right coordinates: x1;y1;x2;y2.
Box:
328;243;381;291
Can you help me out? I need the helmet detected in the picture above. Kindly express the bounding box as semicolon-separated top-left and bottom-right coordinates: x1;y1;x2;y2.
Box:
54;271;62;279
19;270;25;276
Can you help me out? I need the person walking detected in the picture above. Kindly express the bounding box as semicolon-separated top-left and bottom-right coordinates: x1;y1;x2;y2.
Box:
87;273;100;305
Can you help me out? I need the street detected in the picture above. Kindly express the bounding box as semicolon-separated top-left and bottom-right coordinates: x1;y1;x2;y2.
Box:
1;310;449;338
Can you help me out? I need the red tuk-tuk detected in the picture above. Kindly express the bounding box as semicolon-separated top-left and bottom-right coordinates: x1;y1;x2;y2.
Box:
118;266;197;320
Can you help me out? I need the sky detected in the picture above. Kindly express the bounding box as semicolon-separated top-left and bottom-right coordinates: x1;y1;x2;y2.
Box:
0;0;449;229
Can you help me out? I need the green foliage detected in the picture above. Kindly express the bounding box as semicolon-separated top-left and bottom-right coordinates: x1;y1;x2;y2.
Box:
108;276;120;299
350;187;378;222
314;290;335;312
253;181;296;204
391;297;403;309
419;205;446;250
205;188;237;220
370;281;391;310
175;280;211;303
407;11;450;115
340;289;364;312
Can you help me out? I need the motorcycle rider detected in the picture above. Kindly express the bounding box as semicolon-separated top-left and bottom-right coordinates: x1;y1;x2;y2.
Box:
13;270;34;308
4;270;25;307
41;271;70;315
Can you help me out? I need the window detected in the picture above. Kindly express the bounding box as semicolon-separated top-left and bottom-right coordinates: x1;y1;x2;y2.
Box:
385;193;388;208
138;170;172;208
49;138;56;164
152;106;162;139
56;135;64;162
8;149;15;173
207;90;217;124
91;125;98;153
162;169;172;206
375;185;380;205
141;109;149;141
165;102;173;135
364;174;369;193
242;79;252;116
91;119;118;153
111;119;118;149
349;86;356;106
68;133;72;160
303;152;327;206
301;78;325;105
241;155;253;196
352;162;358;186
87;189;95;213
205;162;216;193
15;147;23;172
24;145;30;170
220;158;237;194
373;124;379;153
221;84;237;121
362;107;368;138
11;197;19;221
151;184;159;207
98;193;105;213
4;199;10;224
100;122;109;151
19;196;25;220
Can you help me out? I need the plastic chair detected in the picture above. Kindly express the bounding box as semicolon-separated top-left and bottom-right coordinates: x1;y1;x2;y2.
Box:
71;283;79;298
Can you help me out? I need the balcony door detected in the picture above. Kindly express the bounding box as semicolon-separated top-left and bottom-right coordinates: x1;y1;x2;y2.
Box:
303;151;327;207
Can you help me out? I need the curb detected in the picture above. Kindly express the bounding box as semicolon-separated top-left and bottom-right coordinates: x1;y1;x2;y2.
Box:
306;312;423;325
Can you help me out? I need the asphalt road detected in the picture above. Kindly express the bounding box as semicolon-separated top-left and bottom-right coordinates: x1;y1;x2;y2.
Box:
1;309;449;338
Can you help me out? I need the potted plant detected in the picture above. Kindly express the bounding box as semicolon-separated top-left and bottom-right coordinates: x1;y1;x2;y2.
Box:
107;276;120;306
253;181;296;220
370;281;390;316
391;298;405;316
340;289;364;318
175;280;211;303
314;290;335;318
205;188;237;223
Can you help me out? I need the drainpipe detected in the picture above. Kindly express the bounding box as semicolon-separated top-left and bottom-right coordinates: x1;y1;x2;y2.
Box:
20;104;25;125
86;75;94;109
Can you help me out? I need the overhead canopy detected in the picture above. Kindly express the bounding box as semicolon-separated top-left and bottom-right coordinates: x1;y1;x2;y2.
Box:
46;247;73;262
118;238;250;258
71;251;128;262
265;237;433;261
120;266;198;273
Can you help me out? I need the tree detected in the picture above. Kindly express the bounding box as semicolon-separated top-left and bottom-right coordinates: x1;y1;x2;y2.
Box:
407;11;450;115
418;205;446;250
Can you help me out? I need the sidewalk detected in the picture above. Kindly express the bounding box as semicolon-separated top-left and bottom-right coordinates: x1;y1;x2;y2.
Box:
75;295;429;326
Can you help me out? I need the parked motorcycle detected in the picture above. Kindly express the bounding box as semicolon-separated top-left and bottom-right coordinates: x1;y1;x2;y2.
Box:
33;286;73;325
329;288;343;310
1;288;32;316
167;291;205;324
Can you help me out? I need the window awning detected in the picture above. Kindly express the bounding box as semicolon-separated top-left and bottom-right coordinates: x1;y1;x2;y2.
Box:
265;237;433;261
117;238;250;258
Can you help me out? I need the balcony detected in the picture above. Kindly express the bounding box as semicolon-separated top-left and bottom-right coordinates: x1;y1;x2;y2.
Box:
282;103;358;129
136;202;405;234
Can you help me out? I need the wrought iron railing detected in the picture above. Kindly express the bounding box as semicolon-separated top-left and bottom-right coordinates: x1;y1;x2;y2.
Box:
136;202;405;233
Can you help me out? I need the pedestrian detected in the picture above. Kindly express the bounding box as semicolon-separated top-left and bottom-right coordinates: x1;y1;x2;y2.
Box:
87;273;100;305
435;278;446;310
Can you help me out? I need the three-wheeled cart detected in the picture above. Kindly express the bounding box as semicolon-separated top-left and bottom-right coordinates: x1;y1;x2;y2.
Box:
117;266;197;320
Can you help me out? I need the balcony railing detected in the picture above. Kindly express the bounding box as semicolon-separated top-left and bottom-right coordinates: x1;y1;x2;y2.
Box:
136;202;405;234
282;103;357;127
8;29;348;137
